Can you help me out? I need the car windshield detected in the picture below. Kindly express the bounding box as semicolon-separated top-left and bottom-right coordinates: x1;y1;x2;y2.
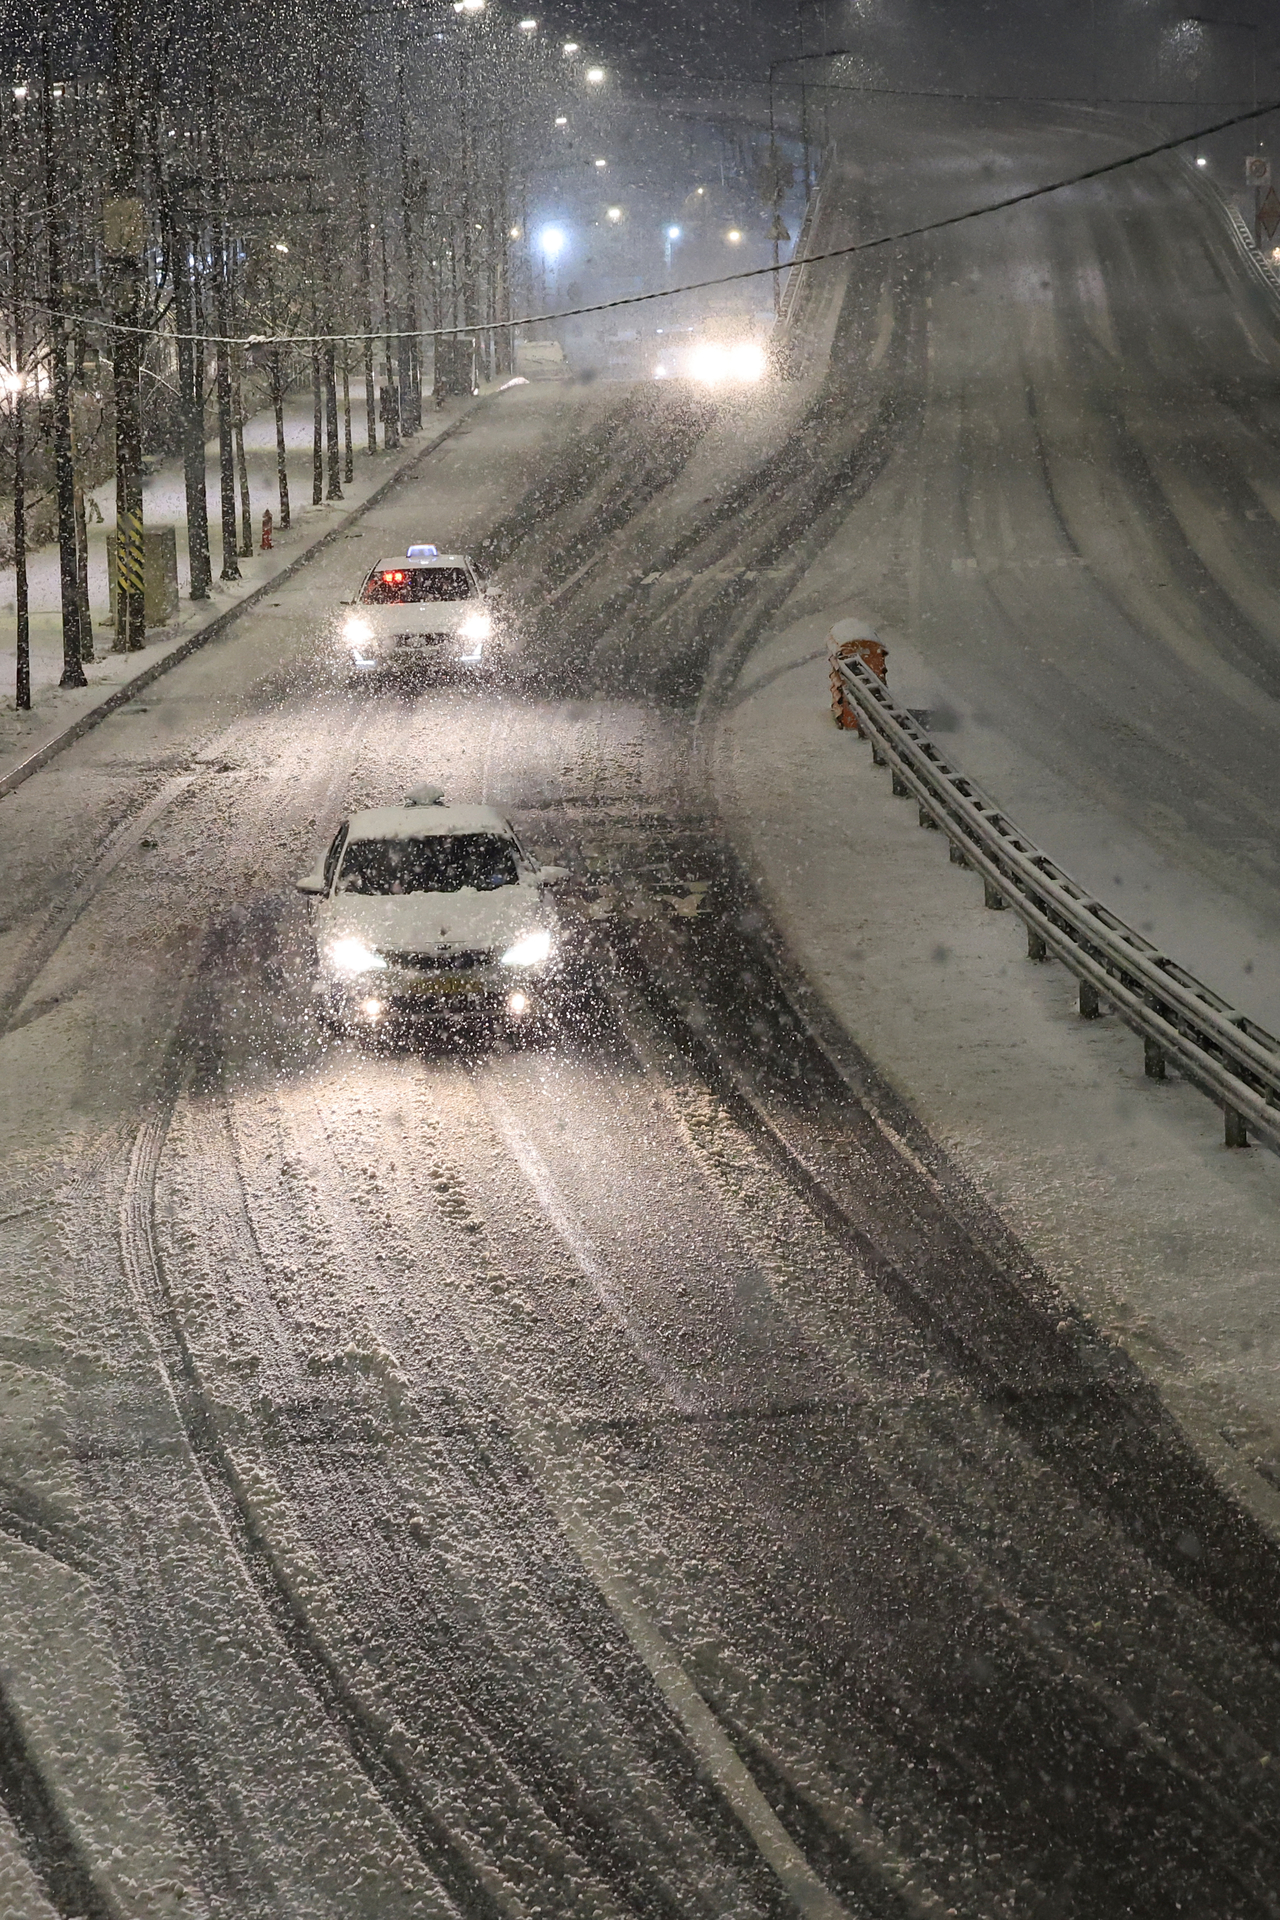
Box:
360;566;473;604
337;833;518;894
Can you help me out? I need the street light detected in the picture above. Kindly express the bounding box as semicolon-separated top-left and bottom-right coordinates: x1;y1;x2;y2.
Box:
555;114;567;125
586;66;605;83
727;228;742;243
518;16;537;28
453;0;484;12
606;206;622;221
563;41;579;54
539;225;567;260
594;157;607;168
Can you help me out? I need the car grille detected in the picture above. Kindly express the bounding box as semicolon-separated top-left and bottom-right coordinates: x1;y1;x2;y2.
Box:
382;949;495;971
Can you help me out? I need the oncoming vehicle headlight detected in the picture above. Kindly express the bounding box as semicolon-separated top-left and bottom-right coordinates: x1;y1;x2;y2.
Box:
461;611;492;642
326;936;387;976
343;615;374;645
500;928;553;969
686;340;767;387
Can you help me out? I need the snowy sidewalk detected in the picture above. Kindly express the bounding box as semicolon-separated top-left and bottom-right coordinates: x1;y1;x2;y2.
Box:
0;391;481;793
715;611;1280;1545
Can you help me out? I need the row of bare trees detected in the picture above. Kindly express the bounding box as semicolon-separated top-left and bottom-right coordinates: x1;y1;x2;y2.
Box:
0;0;573;706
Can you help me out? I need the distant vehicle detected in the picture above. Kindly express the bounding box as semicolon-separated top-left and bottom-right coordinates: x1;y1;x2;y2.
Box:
514;338;568;379
296;785;568;1032
338;547;494;677
652;312;769;386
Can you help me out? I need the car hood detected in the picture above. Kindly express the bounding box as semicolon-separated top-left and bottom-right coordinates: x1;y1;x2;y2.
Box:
346;599;483;635
316;883;553;956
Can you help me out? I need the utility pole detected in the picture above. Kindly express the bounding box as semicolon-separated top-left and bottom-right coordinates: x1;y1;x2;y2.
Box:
106;0;146;650
40;11;85;688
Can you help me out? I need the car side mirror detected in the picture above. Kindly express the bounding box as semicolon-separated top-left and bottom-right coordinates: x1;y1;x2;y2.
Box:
536;864;570;886
295;872;327;895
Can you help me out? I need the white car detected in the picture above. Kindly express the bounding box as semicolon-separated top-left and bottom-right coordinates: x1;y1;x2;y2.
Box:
296;785;566;1029
337;546;494;676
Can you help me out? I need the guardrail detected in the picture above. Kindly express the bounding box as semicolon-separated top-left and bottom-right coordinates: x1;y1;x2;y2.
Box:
831;648;1280;1152
777;144;833;330
1180;154;1280;305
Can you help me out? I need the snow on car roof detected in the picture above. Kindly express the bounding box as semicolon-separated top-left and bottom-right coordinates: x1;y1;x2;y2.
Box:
370;554;473;573
345;803;513;842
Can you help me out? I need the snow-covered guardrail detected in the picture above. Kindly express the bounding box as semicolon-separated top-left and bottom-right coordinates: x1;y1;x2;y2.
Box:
1180;155;1280;306
831;647;1280;1152
777;144;833;330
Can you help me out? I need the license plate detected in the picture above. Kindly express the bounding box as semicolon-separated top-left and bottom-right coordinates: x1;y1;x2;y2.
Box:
406;973;484;997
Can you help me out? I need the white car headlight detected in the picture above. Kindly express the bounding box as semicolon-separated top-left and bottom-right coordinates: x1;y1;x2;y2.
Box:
343;616;374;645
461;611;492;642
500;928;553;969
326;936;387;976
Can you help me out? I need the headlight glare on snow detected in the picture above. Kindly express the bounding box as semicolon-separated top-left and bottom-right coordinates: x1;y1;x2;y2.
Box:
326;936;387;976
461;611;492;641
343;616;374;645
500;928;553;969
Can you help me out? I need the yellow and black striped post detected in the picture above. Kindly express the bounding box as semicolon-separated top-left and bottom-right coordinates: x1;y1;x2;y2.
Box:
116;507;146;652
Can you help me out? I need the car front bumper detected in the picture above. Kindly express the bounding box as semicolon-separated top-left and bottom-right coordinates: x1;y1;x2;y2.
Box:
346;630;488;671
319;965;544;1024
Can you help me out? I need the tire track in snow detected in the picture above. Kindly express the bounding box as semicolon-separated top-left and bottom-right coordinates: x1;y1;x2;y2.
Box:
212;1059;791;1920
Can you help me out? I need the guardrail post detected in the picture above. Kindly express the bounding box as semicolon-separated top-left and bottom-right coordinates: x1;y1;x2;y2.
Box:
871;742;887;766
949;841;969;868
1080;979;1101;1019
1224;1107;1249;1149
1027;927;1047;961
918;805;939;829
1144;1036;1166;1080
891;769;910;797
983;878;1006;910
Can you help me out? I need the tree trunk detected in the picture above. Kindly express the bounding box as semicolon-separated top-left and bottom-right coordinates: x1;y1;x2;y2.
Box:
324;341;342;500
215;329;239;580
342;341;353;484
72;424;94;659
176;220;211;599
13;300;29;711
379;225;400;448
40;32;85;687
359;193;376;452
396;49;421;435
107;0;145;651
232;345;252;555
311;329;324;504
272;351;290;527
208;99;239;582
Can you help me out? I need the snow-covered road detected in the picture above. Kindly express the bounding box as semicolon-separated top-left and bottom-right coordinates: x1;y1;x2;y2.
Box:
6;96;1280;1916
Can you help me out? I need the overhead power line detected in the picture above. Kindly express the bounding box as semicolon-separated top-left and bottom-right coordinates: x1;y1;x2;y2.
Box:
33;92;1280;348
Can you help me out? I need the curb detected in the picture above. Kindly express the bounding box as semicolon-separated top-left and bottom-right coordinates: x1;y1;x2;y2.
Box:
0;400;487;801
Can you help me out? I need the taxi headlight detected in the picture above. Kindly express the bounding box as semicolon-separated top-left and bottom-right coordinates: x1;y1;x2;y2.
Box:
461;611;492;642
500;928;553;969
326;936;387;976
343;616;374;645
